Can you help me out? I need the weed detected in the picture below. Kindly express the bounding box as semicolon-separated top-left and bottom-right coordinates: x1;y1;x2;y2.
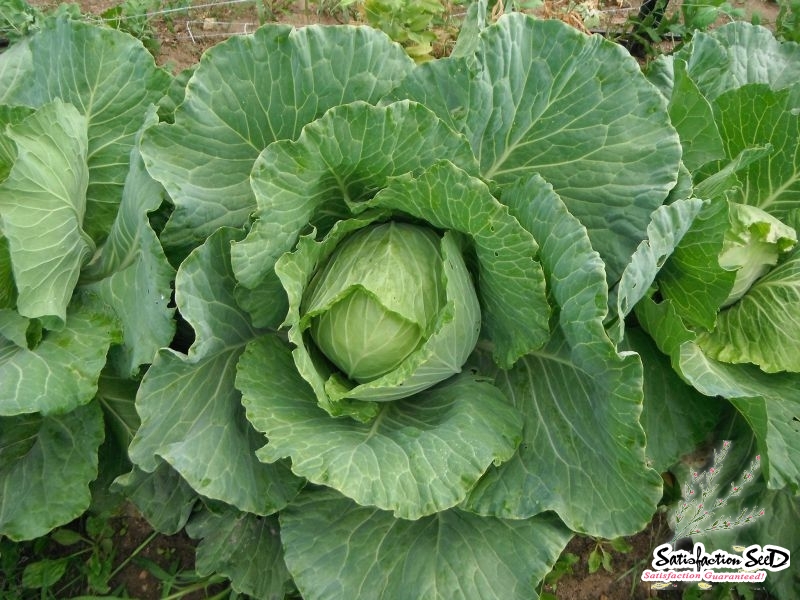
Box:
538;550;580;599
0;509;231;599
776;0;800;40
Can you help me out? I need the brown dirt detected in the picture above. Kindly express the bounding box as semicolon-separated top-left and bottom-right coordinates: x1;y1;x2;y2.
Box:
108;504;220;600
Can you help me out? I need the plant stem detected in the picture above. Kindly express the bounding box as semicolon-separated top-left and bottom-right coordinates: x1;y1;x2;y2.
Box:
108;530;160;580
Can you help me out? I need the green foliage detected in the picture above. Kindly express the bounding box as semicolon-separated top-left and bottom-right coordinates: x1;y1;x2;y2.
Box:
354;0;446;60
539;551;579;599
0;0;42;46
2;9;799;600
0;511;234;599
1;514;121;598
587;537;634;574
777;0;800;41
619;0;749;58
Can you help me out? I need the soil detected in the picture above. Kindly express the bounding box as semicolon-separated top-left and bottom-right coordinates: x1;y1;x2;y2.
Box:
24;0;783;72
10;1;783;598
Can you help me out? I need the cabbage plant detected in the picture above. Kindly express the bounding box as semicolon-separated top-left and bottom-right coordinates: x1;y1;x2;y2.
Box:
0;19;173;540
637;24;800;598
118;13;694;598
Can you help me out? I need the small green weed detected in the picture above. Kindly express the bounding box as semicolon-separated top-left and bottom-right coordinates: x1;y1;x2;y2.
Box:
0;513;124;599
587;536;634;574
538;550;579;600
101;0;193;56
0;510;231;599
616;0;752;58
776;0;800;41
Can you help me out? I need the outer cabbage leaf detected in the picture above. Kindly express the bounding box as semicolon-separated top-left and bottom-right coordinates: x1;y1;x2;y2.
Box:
657;198;736;330
0;401;104;541
637;297;800;493
0;105;35;183
280;488;572;600
127;228;304;515
79;111;175;377
704;84;800;218
0;295;120;416
140;25;414;257
237;334;523;520
678;23;800;100
113;462;198;535
623;329;723;474
464;176;662;539
666;59;727;172
608;197;704;342
0;100;92;329
232;100;478;289
0;39;32;103
186;504;292;600
0;17;171;242
387;14;682;280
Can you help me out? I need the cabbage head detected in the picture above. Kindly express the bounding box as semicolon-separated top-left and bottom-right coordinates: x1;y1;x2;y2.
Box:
301;221;480;391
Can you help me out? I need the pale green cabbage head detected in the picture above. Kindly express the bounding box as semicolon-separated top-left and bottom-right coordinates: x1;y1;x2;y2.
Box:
298;221;481;403
303;222;447;383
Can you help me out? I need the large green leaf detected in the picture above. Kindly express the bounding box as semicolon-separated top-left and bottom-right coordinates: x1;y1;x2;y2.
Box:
0;295;120;416
465;176;662;538
232;101;478;289
186;503;293;600
78;113;175;377
280;488;571;600
0;100;91;328
677;22;800;101
637;298;800;493
623;329;723;473
0;38;32;103
0;105;34;183
666;59;726;172
238;334;523;520
140;24;414;257
0;401;104;541
0;18;171;241
657;198;736;330
113;462;198;535
678;344;800;494
708;83;800;218
388;14;682;280
368;160;549;369
128;228;303;515
609;197;704;342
